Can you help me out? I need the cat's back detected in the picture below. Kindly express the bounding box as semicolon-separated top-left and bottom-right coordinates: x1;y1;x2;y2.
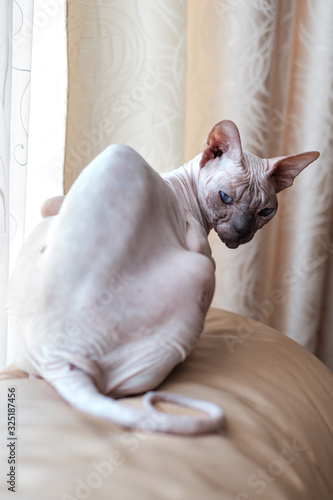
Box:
7;145;214;386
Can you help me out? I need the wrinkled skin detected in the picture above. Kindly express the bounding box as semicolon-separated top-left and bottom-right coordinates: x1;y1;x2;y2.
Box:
7;120;319;434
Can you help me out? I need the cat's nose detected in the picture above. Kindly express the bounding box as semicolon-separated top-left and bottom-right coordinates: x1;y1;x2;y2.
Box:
233;219;253;239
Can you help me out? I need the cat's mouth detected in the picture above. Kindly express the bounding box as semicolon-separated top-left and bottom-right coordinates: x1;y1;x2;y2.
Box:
217;231;254;249
215;218;256;249
225;241;240;249
218;235;240;249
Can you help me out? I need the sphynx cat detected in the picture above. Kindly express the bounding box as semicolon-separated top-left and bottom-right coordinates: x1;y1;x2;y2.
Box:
7;120;319;434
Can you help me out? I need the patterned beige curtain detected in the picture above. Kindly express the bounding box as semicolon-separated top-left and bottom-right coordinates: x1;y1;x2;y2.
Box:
63;0;332;370
185;0;333;369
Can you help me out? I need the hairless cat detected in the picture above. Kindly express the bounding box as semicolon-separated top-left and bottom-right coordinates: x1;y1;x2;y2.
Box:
7;120;319;434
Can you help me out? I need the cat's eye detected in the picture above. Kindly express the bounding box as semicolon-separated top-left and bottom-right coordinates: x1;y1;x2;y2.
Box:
259;207;275;217
220;191;233;204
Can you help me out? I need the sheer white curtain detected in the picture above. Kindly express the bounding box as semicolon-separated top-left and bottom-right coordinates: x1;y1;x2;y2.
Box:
0;1;13;369
0;0;34;370
0;0;66;369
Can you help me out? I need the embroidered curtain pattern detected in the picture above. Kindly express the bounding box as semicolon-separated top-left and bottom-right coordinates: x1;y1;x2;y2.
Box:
65;0;333;368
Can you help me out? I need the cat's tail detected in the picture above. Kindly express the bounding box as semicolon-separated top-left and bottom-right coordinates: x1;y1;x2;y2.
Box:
42;362;225;435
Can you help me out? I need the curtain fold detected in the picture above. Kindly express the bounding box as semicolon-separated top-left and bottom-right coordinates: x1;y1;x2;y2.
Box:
62;0;333;369
0;1;13;369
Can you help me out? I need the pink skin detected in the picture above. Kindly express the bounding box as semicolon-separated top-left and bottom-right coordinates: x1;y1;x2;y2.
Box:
6;120;319;434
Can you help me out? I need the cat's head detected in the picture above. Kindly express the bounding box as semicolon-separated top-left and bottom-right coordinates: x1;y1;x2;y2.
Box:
198;120;320;249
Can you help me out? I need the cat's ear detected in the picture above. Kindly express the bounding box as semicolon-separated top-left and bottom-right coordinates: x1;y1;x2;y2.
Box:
200;120;243;168
267;151;320;193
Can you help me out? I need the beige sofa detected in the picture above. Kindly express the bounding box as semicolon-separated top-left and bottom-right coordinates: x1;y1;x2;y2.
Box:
0;307;332;499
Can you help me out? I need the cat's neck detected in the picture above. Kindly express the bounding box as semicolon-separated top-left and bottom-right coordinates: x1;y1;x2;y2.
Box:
160;154;210;234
